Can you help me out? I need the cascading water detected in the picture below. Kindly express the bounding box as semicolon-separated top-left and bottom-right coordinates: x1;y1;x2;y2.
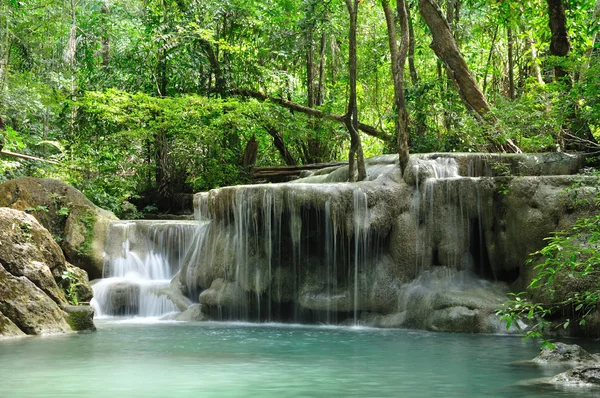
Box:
180;179;385;324
91;221;196;318
90;153;586;331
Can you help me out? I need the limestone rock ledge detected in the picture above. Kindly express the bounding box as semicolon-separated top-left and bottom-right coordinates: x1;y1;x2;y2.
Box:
0;207;94;338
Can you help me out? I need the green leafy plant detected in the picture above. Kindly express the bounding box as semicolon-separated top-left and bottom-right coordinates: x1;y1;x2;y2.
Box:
498;213;600;343
61;271;82;306
24;205;49;213
57;206;71;217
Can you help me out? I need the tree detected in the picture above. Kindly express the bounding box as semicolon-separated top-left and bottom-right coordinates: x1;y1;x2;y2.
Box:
382;0;410;172
547;0;571;81
418;0;520;153
344;0;367;182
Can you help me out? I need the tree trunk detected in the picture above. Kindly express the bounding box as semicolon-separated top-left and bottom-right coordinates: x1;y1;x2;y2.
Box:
507;26;515;99
482;26;498;94
382;0;410;173
585;0;600;69
306;27;315;108
317;33;326;106
344;0;366;182
418;0;489;117
546;0;597;150
101;3;110;66
547;0;571;82
418;0;520;152
241;137;259;168
407;3;419;85
264;125;297;166
526;32;545;85
156;0;168;96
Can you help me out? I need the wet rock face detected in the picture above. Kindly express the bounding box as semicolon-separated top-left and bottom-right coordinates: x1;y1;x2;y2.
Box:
0;208;95;337
0;177;117;279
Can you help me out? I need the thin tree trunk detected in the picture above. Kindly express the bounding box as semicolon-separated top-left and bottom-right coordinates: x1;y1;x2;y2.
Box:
482;26;498;94
344;0;366;182
407;3;419;85
382;0;410;172
101;3;110;66
585;0;600;69
317;33;326;106
306;27;315;108
67;0;77;136
507;26;515;99
157;0;168;96
264;125;297;166
526;32;545;85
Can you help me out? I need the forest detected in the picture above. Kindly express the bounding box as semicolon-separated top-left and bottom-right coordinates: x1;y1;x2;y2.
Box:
0;0;599;215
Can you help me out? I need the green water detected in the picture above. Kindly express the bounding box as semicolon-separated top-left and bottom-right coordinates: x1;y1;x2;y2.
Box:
0;320;598;397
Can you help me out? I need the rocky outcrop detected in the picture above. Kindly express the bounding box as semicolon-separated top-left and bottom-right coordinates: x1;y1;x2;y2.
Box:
0;208;94;336
0;177;118;279
533;343;600;366
549;365;600;387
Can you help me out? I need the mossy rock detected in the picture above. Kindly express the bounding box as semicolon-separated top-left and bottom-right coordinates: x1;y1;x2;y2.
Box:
64;305;96;332
0;177;117;279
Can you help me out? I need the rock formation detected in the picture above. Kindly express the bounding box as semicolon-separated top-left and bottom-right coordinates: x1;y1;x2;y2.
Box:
0;177;118;279
0;207;95;337
170;152;592;331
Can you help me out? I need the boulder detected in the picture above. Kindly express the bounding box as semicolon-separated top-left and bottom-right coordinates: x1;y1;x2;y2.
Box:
91;280;140;316
0;262;71;335
199;278;245;307
549;365;600;387
0;208;95;336
0;312;25;338
533;343;600;366
64;305;96;332
0;177;118;279
172;304;206;321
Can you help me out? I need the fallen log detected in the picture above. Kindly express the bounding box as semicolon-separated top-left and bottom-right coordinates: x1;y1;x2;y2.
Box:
252;161;347;181
0;150;60;165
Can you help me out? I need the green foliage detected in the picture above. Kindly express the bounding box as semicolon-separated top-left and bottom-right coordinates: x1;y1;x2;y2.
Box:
61;271;82;306
1;0;600;214
24;205;49;213
76;210;96;256
57;207;71;217
18;221;32;242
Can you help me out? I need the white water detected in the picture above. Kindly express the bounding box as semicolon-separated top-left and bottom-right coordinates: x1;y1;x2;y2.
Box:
91;221;196;318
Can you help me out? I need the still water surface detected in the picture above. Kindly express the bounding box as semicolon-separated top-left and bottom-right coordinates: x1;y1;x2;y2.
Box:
1;320;599;397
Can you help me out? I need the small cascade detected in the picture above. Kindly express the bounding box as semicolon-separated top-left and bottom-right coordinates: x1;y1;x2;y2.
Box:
352;188;370;324
412;157;464;273
91;221;196;318
181;182;385;324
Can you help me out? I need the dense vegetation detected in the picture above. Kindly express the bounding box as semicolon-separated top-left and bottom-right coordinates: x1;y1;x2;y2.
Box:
1;0;599;215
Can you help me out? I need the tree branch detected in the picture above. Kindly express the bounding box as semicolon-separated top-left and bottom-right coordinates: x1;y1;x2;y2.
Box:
232;89;392;142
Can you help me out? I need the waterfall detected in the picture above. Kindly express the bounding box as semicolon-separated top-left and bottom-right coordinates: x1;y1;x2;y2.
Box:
91;221;196;318
90;153;585;330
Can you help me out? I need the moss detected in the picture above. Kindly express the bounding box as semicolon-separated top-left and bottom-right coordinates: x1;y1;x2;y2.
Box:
66;309;95;332
76;209;96;256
